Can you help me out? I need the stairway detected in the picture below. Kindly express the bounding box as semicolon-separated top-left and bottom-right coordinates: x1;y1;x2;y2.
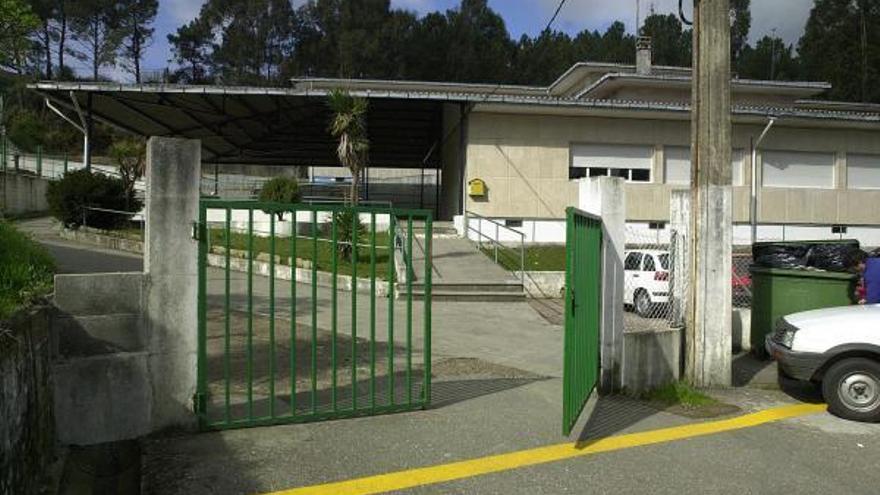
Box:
401;236;526;302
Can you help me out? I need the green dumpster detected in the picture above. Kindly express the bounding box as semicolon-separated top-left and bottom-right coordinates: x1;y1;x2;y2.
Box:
750;267;856;357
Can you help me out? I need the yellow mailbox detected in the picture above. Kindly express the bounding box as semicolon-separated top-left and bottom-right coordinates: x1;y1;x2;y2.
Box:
468;178;486;197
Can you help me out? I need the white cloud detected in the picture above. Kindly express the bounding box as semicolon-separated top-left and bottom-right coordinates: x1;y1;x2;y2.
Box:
392;0;441;13
164;0;207;25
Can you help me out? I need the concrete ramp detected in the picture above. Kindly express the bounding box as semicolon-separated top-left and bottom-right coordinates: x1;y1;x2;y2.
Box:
408;236;525;302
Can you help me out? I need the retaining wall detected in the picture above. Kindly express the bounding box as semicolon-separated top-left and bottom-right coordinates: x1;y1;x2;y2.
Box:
0;306;54;495
1;172;49;216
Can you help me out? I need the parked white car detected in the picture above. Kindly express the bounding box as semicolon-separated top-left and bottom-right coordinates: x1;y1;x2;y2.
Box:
623;249;670;317
766;304;880;422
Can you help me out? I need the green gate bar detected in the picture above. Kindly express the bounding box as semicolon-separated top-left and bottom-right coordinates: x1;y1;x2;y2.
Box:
562;207;603;436
196;200;433;430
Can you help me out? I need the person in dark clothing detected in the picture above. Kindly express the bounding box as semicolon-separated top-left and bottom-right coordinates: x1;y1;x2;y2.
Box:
865;253;880;305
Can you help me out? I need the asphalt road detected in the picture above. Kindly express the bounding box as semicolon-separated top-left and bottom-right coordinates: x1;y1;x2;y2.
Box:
41;239;143;274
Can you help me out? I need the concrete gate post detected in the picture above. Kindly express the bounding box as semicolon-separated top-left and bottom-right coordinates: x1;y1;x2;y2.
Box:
144;137;201;430
669;190;690;329
579;176;625;393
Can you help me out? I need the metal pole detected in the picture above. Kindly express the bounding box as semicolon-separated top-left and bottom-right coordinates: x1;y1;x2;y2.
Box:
520;234;525;286
495;223;499;263
750;117;776;245
36;145;42;177
85;93;93;172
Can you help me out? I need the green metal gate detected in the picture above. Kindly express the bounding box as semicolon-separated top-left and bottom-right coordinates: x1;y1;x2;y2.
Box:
196;200;432;430
562;207;603;436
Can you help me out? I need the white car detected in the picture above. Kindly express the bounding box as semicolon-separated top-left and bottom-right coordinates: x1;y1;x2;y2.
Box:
623;250;670;317
766;304;880;422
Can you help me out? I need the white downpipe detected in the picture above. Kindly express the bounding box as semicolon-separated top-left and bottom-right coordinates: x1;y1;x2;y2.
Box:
750;117;776;245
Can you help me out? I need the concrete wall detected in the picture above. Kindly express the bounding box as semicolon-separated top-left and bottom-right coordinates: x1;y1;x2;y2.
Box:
623;327;682;394
516;271;565;298
1;172;49;216
52;273;151;445
48;138;203;445
463;111;880;226
1;307;54;495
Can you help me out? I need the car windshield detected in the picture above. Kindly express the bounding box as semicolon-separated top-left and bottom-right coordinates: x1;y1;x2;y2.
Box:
658;254;669;270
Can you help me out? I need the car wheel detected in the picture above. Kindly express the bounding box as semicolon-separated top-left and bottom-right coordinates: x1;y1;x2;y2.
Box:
635;290;653;318
822;358;880;422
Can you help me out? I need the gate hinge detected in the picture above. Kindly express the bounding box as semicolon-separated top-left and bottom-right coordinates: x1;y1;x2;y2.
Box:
191;221;201;241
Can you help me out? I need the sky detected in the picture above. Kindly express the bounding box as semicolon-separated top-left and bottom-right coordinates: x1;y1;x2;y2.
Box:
124;0;815;82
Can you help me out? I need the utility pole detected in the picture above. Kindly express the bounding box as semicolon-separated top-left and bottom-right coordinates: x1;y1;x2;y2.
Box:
686;0;733;387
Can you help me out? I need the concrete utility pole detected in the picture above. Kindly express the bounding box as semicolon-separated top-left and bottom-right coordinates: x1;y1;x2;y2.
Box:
686;0;733;387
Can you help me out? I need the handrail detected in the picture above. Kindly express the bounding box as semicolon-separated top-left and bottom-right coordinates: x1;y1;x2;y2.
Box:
464;210;525;287
393;220;416;284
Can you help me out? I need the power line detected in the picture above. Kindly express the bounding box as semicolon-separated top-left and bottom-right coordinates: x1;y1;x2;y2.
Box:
544;0;570;33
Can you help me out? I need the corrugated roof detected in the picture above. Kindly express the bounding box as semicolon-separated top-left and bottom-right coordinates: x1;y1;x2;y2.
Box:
29;81;880;122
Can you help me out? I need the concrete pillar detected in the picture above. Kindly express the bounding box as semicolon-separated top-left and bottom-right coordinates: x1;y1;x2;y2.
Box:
687;0;733;387
144;137;201;430
579;176;625;393
669;190;690;329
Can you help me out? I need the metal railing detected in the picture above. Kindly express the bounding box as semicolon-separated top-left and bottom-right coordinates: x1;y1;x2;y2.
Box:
465;210;526;286
81;206;145;238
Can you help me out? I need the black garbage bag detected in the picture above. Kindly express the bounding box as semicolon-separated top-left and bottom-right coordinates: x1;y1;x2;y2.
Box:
752;243;810;269
807;241;861;272
753;240;861;272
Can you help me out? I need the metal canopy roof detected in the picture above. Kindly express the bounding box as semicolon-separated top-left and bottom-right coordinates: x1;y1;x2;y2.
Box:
28;81;880;167
29;83;446;168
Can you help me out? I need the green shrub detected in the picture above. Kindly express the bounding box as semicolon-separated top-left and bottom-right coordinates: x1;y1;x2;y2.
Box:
258;177;301;220
327;209;367;261
0;221;56;319
46;169;142;229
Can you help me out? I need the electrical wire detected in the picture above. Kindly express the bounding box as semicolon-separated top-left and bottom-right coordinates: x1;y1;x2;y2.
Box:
544;0;569;34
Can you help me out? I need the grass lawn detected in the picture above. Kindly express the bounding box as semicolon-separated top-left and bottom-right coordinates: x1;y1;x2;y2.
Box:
482;244;567;272
209;228;395;280
0;221;56;319
644;382;718;407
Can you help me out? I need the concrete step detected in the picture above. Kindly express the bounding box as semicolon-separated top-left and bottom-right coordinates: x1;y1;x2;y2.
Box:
404;282;524;293
411;222;458;237
54;313;146;357
53;273;144;316
409;290;527;302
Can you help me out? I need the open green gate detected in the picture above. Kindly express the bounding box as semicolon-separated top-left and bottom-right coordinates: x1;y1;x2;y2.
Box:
562;207;603;436
196;200;432;430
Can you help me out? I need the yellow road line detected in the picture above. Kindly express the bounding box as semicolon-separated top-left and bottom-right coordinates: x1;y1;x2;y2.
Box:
265;403;826;495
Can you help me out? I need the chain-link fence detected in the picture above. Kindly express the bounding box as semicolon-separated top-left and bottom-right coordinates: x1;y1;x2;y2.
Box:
623;226;674;332
625;225;755;333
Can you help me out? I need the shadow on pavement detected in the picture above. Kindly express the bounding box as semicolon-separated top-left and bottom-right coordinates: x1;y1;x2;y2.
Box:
574;395;660;448
778;373;824;404
431;377;549;408
60;440;141;495
732;352;777;387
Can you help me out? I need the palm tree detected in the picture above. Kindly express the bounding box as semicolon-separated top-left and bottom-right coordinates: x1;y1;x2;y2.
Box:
327;89;369;205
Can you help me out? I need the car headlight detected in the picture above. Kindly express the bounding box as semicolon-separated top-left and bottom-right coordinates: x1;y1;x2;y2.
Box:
773;318;799;348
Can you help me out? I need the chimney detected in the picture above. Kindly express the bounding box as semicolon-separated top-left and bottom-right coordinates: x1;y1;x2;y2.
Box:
636;36;652;75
